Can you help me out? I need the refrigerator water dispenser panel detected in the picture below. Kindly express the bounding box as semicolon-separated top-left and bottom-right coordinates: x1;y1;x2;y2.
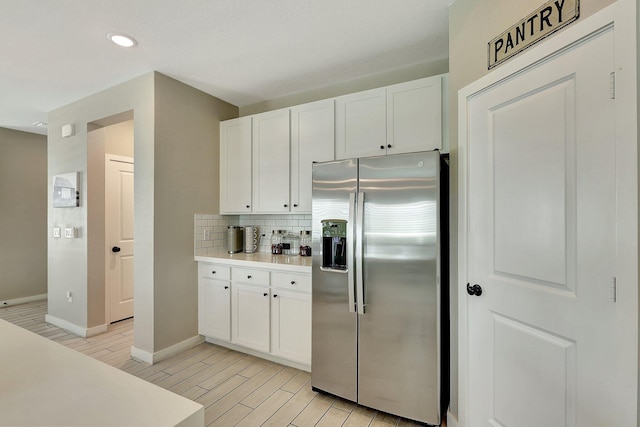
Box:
321;219;347;270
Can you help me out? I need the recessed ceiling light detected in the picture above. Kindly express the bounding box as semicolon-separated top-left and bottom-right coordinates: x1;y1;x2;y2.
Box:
107;33;137;48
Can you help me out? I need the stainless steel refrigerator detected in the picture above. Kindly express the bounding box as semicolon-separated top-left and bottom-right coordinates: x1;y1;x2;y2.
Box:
311;150;449;425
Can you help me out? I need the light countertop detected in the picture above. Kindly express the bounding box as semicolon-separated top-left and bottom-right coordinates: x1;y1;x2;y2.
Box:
0;319;203;427
195;249;311;273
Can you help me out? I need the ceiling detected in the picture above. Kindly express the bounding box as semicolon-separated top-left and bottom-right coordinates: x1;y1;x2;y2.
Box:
1;0;452;135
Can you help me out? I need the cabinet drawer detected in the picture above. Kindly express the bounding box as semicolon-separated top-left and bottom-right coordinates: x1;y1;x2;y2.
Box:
232;267;270;285
271;272;311;292
198;263;231;281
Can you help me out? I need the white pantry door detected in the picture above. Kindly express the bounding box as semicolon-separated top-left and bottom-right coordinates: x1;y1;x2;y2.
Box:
106;156;134;323
465;24;634;427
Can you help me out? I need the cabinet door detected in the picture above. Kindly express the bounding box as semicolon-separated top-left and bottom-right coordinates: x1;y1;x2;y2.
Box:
220;117;252;213
198;279;231;341
335;87;387;160
252;109;290;213
271;289;311;365
231;283;270;352
290;99;335;213
387;75;443;154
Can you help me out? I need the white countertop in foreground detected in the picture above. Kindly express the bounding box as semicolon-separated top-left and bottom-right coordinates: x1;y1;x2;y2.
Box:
0;319;203;427
195;250;311;273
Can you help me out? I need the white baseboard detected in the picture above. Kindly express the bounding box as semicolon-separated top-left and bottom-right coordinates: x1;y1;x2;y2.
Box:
0;293;47;308
44;314;106;338
131;335;204;365
447;410;458;427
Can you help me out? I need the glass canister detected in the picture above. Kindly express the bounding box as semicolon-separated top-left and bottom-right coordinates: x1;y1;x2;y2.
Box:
282;231;300;256
299;230;312;256
270;230;283;255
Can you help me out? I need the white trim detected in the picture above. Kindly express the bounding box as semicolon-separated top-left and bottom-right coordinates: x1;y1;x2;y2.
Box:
457;1;636;426
131;335;204;365
204;336;311;372
45;314;107;338
0;293;47;308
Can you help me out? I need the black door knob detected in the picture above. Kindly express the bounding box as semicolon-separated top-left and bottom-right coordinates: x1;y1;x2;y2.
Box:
112;246;121;253
467;283;483;296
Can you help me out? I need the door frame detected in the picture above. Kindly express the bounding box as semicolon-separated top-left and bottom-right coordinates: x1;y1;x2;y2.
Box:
105;154;135;325
456;1;637;425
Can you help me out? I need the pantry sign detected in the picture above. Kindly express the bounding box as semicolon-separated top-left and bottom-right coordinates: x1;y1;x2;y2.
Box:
488;0;579;69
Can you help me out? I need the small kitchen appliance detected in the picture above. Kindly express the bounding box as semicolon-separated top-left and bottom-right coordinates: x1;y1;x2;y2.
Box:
227;225;243;253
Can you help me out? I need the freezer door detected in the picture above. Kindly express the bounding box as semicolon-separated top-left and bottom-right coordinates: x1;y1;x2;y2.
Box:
357;152;442;424
311;159;358;402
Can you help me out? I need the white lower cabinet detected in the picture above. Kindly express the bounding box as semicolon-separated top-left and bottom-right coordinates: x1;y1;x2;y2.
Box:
231;283;270;352
197;261;311;370
271;289;311;365
198;279;231;341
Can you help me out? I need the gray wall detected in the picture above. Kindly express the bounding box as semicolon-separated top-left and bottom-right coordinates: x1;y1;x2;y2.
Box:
48;71;236;355
0;127;47;301
239;59;448;116
447;0;616;420
152;73;237;350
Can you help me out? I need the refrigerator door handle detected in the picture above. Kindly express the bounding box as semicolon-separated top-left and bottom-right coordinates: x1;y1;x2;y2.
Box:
356;191;366;314
347;192;357;313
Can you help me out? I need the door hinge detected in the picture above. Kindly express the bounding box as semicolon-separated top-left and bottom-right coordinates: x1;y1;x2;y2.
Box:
611;276;617;302
610;72;616;100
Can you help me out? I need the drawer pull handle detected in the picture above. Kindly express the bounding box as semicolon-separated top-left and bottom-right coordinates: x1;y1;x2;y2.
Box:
290;281;296;285
263;292;268;297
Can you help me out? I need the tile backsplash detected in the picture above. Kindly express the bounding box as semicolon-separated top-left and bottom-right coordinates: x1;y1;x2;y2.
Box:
195;213;312;255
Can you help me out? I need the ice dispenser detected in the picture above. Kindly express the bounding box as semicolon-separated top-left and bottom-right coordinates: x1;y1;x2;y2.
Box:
321;219;347;270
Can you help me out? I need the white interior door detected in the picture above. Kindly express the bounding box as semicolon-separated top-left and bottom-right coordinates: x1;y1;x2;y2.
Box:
106;156;134;323
463;21;636;427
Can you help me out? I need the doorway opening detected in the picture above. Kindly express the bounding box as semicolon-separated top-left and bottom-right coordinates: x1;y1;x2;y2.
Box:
87;110;134;329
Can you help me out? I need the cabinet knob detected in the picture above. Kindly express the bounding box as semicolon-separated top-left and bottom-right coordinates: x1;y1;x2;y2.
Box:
293;204;298;208
380;145;385;150
112;246;121;253
247;275;252;279
273;294;278;298
387;144;392;149
290;281;296;285
211;271;216;274
284;204;288;208
263;292;268;297
246;205;250;209
224;286;229;289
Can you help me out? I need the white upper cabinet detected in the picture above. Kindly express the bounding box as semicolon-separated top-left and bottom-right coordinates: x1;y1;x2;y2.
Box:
335;87;387;160
220;117;252;214
335;75;447;159
290;99;335;213
387;75;444;154
252;109;291;213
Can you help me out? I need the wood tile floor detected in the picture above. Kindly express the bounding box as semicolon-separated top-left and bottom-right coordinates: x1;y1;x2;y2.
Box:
0;300;444;427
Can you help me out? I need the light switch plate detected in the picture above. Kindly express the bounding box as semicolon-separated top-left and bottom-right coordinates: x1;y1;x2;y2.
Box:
64;227;77;239
53;227;61;238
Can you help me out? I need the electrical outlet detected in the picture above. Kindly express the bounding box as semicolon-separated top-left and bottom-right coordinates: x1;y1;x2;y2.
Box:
203;229;211;240
53;227;61;238
66;291;72;303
